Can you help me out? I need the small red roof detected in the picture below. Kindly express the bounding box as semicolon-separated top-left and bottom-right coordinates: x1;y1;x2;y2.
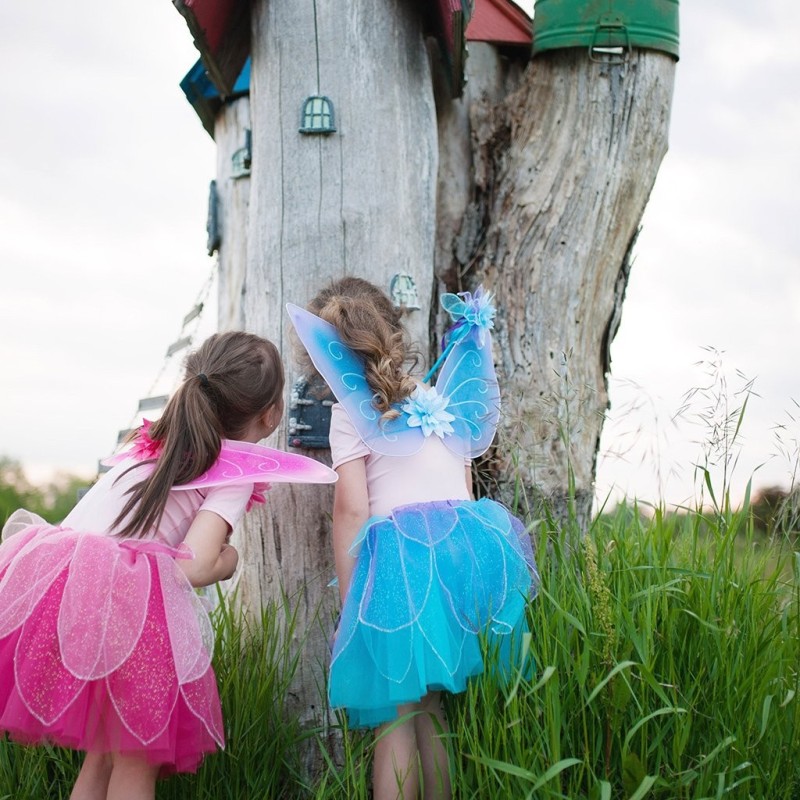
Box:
174;0;249;96
466;0;532;46
436;0;463;53
173;0;531;97
177;0;232;53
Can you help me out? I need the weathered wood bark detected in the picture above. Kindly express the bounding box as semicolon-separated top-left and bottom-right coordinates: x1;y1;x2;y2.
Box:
439;48;675;529
232;0;437;739
432;43;523;290
214;97;251;332
430;41;525;350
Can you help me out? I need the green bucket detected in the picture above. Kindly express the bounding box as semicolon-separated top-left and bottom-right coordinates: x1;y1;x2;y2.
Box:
532;0;679;60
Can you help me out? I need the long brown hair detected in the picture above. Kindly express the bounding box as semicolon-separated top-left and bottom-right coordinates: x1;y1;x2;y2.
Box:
113;331;284;538
308;277;417;420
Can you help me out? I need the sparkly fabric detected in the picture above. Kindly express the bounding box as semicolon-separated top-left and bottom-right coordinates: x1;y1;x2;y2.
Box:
329;498;538;728
0;524;222;774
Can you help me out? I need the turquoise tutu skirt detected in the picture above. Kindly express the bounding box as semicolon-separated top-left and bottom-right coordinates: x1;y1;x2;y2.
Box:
329;498;538;728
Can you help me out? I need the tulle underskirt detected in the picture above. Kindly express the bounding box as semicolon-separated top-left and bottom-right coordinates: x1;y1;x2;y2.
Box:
329;498;538;728
0;521;223;774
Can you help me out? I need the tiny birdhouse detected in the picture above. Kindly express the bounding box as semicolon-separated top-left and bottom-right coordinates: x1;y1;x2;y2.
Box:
465;0;532;49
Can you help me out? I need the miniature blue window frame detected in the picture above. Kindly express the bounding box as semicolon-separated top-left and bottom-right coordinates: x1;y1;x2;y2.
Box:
231;129;252;179
300;96;336;134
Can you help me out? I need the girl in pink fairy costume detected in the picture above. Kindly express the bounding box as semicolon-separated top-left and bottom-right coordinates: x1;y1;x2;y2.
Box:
0;331;336;799
288;279;537;800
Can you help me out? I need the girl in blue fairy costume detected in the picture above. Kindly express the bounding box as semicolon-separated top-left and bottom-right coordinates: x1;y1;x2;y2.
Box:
288;278;537;800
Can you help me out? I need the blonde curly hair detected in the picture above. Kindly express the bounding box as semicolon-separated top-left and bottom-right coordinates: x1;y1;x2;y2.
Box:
306;277;418;421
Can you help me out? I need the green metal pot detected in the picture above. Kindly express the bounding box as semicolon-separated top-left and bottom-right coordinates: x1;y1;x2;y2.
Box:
532;0;679;60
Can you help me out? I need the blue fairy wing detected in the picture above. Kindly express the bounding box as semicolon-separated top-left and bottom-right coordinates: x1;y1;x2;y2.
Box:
286;303;424;456
434;325;500;459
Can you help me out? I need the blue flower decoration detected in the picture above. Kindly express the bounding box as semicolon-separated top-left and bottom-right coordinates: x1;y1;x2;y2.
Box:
402;386;456;439
440;285;496;346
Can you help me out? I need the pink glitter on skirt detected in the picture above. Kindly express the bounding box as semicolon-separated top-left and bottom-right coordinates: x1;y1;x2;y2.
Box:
0;520;224;774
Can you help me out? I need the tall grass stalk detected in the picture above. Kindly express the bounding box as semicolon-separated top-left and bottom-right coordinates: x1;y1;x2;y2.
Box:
159;590;306;799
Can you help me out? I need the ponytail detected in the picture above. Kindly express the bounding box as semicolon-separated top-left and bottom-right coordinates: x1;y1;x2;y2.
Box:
112;332;284;538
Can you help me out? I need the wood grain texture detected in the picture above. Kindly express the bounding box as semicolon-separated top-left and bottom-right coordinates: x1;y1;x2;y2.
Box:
431;41;524;346
225;0;438;735
215;96;251;331
465;49;676;522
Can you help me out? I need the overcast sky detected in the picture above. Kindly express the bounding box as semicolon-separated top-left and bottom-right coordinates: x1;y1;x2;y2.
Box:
1;0;798;509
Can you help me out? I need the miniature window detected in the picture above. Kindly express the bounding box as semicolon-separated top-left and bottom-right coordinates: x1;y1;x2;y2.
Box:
231;129;252;178
300;96;336;134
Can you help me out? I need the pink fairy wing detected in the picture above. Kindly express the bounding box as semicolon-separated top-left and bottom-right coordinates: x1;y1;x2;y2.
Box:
100;451;134;468
15;570;85;726
103;440;336;487
57;535;150;680
0;532;77;638
166;440;336;490
181;665;225;747
155;553;214;684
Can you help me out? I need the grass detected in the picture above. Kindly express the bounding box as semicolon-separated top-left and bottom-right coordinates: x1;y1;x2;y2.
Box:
2;494;797;799
441;503;799;799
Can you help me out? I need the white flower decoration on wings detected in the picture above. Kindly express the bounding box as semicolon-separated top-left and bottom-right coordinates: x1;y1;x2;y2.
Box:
401;386;456;439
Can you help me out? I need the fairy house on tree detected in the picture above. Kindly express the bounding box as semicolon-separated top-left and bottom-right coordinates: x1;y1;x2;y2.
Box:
172;0;678;728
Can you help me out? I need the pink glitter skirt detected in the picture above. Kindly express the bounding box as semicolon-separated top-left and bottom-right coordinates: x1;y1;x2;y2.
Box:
0;521;223;774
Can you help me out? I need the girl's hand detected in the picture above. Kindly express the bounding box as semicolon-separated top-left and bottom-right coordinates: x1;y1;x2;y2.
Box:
219;543;239;580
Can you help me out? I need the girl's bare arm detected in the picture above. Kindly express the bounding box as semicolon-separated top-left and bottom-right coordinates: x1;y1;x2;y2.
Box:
332;458;370;603
178;510;239;587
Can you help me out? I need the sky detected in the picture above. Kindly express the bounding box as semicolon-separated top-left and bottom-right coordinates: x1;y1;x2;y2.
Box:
0;0;798;509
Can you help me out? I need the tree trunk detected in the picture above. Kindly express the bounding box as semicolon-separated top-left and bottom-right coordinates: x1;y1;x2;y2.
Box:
215;96;251;332
440;48;675;529
231;0;437;740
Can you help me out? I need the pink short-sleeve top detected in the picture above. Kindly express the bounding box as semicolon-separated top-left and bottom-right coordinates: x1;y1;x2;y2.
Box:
328;403;470;517
62;460;253;548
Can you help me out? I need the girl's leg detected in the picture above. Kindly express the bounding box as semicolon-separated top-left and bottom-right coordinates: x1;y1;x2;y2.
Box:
106;752;161;800
415;692;452;800
70;752;112;800
373;703;420;800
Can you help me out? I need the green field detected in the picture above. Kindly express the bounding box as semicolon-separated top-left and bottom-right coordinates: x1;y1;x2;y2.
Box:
1;494;798;799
